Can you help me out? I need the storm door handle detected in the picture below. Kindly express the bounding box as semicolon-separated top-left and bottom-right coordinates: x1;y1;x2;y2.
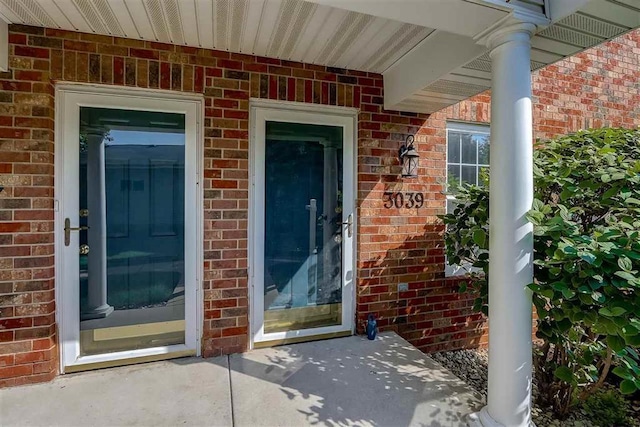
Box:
64;218;90;246
342;214;352;238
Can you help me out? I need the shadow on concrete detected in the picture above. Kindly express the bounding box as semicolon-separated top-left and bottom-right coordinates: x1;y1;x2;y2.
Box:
229;333;482;427
1;333;482;427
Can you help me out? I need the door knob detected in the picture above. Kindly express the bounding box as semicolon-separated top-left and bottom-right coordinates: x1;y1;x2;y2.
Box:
79;244;90;255
64;218;90;246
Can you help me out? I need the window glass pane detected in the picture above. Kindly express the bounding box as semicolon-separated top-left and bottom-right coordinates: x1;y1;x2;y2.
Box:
461;133;477;164
446;123;490;274
447;164;460;190
447;131;461;163
461;165;477;185
476;134;490;165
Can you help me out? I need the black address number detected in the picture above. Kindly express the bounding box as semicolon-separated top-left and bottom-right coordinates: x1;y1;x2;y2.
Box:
383;192;424;209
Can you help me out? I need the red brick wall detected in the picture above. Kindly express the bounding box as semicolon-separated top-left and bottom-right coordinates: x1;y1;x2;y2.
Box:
369;29;640;354
0;24;638;386
0;26;56;386
0;24;429;386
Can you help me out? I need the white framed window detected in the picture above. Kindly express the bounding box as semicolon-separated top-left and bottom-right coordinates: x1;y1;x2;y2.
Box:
445;121;490;277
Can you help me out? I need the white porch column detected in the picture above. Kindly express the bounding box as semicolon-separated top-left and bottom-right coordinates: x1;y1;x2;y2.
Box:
82;132;114;320
469;22;536;427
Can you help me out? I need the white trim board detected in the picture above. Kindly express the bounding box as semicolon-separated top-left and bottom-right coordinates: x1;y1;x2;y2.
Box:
54;83;204;372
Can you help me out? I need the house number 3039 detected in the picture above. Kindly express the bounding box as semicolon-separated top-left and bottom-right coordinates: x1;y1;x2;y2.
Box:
383;192;425;209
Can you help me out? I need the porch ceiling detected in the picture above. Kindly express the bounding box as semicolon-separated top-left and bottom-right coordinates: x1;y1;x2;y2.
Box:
0;0;440;74
0;1;638;114
392;0;640;113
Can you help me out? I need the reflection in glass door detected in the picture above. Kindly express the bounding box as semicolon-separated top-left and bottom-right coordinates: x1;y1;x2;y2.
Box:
58;87;200;371
252;105;355;345
78;108;186;355
264;122;344;333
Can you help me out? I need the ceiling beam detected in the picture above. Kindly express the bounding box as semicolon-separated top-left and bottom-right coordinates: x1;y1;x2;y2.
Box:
383;30;487;110
303;0;509;37
547;0;591;22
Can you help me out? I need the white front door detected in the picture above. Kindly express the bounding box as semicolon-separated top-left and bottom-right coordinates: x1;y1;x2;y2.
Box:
56;85;202;372
250;101;356;345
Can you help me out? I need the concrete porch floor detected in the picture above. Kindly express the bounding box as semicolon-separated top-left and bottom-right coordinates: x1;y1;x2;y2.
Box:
0;333;482;427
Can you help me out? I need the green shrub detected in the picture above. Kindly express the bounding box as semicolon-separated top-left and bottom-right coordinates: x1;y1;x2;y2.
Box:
581;388;633;427
440;128;640;416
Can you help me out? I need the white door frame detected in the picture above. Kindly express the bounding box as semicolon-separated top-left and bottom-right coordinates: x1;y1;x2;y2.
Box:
249;99;357;346
54;83;204;372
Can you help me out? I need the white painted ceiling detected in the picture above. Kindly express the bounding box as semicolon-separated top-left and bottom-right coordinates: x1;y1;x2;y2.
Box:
0;0;638;113
396;0;640;113
0;0;436;74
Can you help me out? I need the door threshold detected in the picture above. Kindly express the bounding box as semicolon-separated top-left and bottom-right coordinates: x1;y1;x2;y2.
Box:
253;330;352;349
64;349;196;373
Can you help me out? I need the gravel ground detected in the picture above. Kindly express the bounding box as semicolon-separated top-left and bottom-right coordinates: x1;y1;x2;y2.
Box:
431;349;639;427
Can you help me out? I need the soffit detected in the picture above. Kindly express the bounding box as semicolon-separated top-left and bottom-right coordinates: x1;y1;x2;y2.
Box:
393;0;640;113
0;0;434;74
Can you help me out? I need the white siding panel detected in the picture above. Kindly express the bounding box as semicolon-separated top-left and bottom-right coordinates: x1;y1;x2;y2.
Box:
240;0;265;54
34;0;73;28
125;0;156;40
303;6;346;65
51;0;93;33
252;0;282;57
194;0;213;48
106;0;140;39
178;0;199;47
288;3;331;61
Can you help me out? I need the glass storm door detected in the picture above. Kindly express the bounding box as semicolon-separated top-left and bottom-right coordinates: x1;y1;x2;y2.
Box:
252;105;355;344
58;87;200;371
